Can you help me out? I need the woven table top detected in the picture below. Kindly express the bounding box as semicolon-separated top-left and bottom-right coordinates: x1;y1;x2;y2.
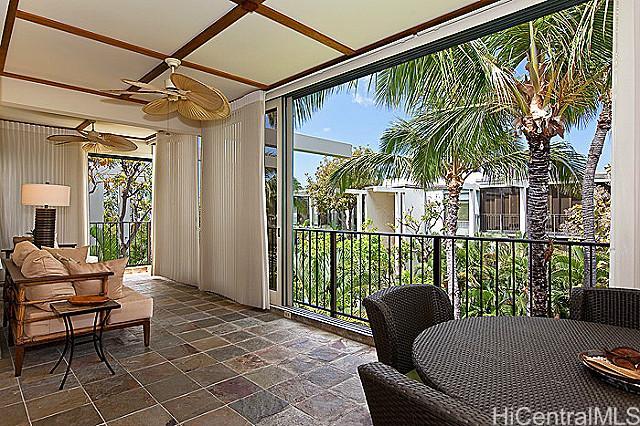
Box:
413;317;640;414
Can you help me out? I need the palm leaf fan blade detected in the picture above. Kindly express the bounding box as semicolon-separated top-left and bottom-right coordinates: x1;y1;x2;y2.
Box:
172;73;230;118
101;134;137;152
143;98;178;115
121;79;165;92
46;135;89;144
176;100;222;121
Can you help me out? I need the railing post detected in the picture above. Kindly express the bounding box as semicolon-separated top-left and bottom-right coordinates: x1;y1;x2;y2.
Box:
329;232;337;318
147;222;152;265
433;236;441;288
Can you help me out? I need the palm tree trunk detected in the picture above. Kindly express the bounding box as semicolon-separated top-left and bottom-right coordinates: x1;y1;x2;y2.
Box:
582;97;611;287
526;135;551;317
445;180;462;318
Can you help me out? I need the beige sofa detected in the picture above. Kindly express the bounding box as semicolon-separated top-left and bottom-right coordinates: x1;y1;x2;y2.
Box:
1;258;153;376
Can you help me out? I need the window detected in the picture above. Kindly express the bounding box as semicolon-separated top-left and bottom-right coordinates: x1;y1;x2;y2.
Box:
87;154;152;266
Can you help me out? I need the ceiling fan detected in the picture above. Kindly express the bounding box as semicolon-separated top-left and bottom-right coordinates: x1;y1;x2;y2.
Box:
46;121;138;152
106;58;231;121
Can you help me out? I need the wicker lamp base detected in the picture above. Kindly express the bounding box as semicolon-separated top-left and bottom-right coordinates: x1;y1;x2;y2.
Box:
33;208;56;248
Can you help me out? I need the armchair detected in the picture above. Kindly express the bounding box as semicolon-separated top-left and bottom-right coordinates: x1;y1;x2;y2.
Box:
569;287;640;329
358;362;492;425
363;285;453;374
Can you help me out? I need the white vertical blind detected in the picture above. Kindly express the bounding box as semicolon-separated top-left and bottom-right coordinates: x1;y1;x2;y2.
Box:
0;120;87;249
610;0;640;288
200;91;269;309
152;132;200;286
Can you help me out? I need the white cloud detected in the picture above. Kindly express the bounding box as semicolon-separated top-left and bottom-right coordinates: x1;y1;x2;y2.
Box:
352;92;375;106
322;127;331;132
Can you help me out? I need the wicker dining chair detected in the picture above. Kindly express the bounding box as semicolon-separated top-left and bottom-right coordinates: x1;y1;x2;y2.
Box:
363;285;453;374
359;362;492;426
569;287;640;329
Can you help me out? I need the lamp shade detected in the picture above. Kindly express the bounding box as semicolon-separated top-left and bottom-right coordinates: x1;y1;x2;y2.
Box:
21;183;70;207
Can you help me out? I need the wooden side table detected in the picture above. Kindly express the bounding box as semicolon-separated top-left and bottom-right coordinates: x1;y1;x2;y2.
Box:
50;300;121;389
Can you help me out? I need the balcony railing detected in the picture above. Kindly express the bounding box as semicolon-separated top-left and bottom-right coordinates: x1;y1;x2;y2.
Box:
89;221;151;267
292;227;609;323
479;213;520;233
267;226;278;291
547;213;570;235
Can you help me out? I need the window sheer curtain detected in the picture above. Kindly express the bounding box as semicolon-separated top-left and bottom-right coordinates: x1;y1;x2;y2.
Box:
0;120;87;251
200;91;269;309
151;132;200;286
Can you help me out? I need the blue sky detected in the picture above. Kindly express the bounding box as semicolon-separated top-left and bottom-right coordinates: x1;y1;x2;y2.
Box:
293;81;611;184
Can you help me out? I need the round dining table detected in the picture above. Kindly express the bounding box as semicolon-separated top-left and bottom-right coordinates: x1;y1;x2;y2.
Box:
412;317;640;418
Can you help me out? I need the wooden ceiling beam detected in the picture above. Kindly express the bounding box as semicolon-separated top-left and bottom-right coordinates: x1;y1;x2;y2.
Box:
230;0;354;55
267;0;501;90
0;0;19;71
125;1;266;93
15;10;267;89
0;71;149;104
75;119;93;131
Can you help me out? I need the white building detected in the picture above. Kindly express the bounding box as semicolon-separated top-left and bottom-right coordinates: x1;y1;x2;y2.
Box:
345;172;610;237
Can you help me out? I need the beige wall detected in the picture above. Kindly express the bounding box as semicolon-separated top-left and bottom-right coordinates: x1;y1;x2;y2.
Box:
365;191;395;233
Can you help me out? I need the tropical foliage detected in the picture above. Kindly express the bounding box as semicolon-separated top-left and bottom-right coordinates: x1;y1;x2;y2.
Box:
293;226;609;324
561;185;611;243
319;0;611;317
88;156;153;265
305;147;379;228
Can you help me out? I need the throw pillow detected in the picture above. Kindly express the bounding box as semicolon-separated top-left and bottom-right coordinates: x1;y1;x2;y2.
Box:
11;240;38;268
21;250;75;311
44;246;89;264
67;257;128;299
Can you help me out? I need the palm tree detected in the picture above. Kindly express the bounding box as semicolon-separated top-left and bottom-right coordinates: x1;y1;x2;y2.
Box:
487;1;612;311
330;102;583;315
339;1;604;316
572;0;613;286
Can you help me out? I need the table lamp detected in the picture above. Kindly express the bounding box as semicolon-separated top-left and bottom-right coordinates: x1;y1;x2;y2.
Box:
21;183;70;248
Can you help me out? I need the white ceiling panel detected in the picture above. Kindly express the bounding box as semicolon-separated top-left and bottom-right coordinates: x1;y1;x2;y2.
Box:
186;13;341;84
0;105;155;138
266;0;478;50
19;0;236;54
0;105;83;128
0;0;8;41
149;67;255;102
93;121;155;139
6;20;159;91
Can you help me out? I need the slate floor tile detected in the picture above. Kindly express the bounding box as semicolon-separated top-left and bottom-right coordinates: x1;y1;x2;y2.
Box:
229;390;289;424
161;389;223;422
208;376;262;403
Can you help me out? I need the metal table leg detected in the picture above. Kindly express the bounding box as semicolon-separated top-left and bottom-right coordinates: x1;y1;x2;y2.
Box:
58;316;74;390
50;307;116;389
92;308;114;375
49;315;70;374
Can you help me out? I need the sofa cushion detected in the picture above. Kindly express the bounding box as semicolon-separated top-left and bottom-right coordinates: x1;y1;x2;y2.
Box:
23;306;94;338
11;241;39;268
44;246;89;263
69;258;127;299
107;286;153;325
21;250;75;311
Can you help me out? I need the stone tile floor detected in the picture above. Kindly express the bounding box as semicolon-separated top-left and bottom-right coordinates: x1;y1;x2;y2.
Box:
0;275;376;426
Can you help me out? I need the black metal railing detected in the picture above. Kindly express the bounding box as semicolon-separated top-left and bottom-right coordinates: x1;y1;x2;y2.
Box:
89;221;151;267
480;213;520;233
292;227;609;323
267;226;278;291
547;213;570;234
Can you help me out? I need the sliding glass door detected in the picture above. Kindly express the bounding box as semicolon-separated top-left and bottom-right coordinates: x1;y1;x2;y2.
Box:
265;98;284;305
